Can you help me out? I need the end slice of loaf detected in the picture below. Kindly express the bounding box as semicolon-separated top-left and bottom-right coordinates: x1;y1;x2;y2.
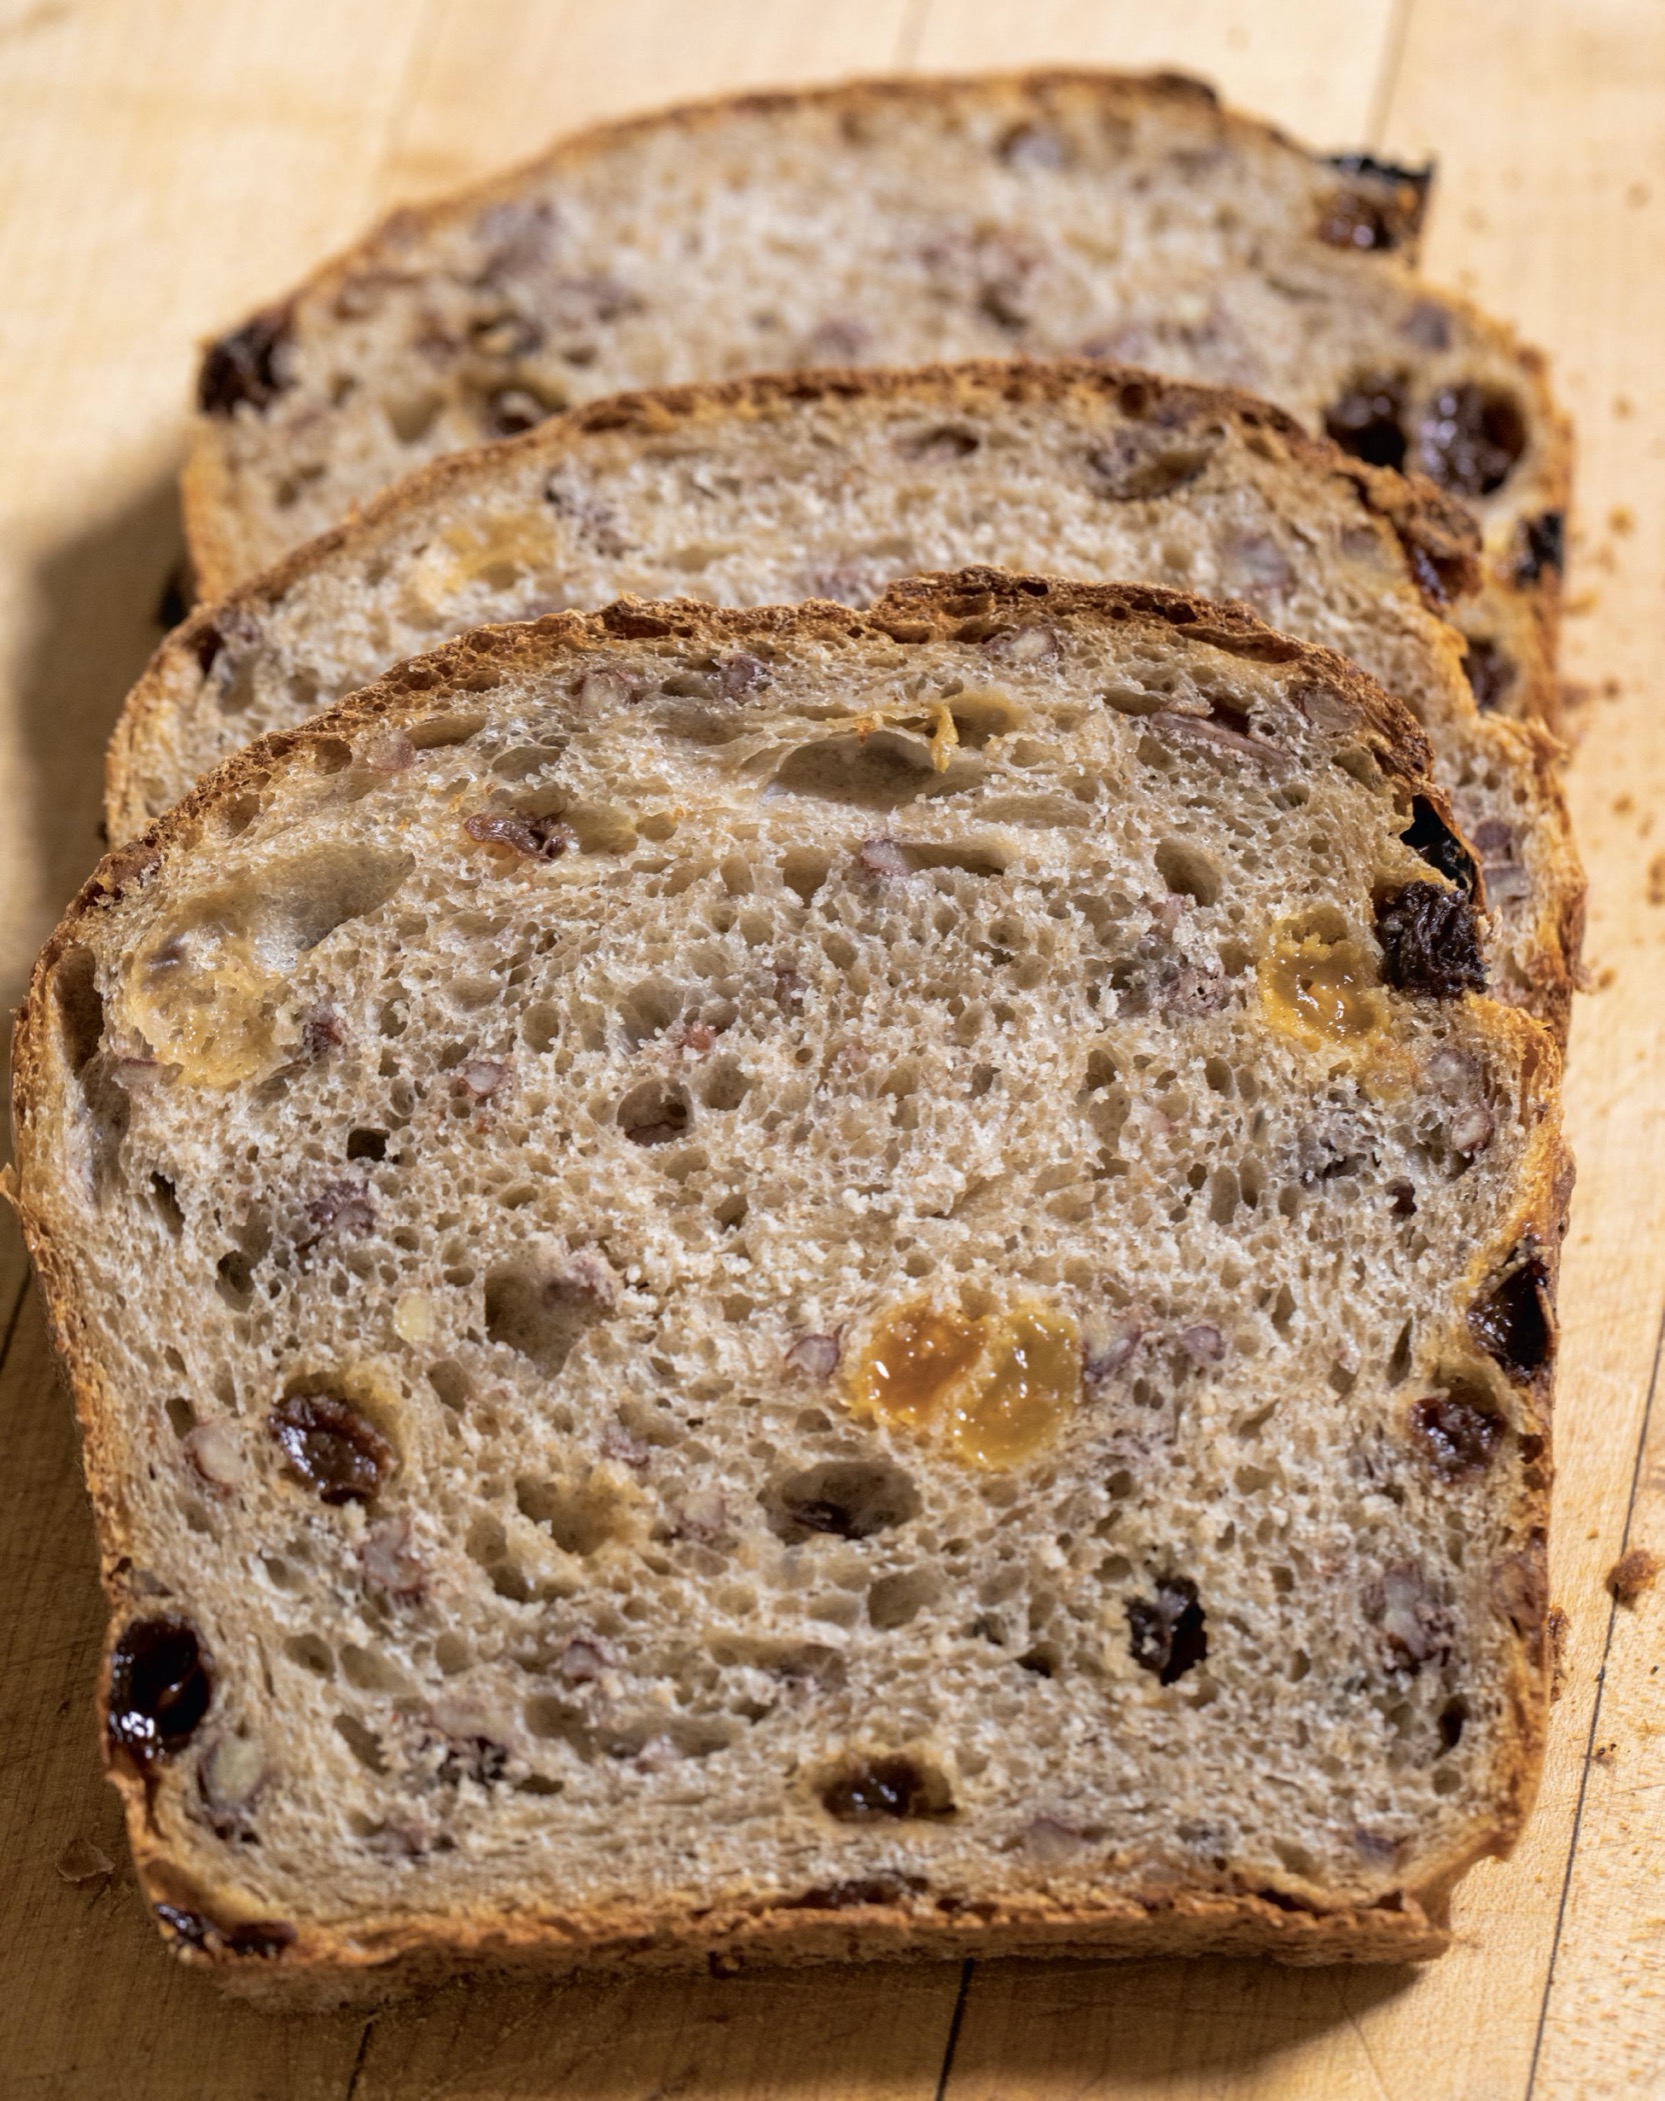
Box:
180;69;1569;720
17;573;1565;1988
128;361;1582;1038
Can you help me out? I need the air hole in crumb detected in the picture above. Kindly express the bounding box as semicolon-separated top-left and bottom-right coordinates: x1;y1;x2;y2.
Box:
285;1632;333;1677
617;1078;693;1146
868;1567;940;1629
764;1459;922;1543
150;1174;185;1235
346;1128;388;1162
428;1360;471;1411
516;1476;630;1557
783;848;832;903
1155;840;1222;906
165;1395;195;1438
334;1712;387;1773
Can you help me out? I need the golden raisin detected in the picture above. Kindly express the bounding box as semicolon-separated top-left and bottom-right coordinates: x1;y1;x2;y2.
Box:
849;1300;1079;1470
854;1303;985;1430
1259;935;1381;1045
950;1306;1081;1468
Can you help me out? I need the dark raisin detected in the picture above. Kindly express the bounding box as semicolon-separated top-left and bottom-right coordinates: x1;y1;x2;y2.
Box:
1401;795;1478;896
764;1460;921;1542
464;809;575;859
1324;374;1408;470
198;305;295;415
223;1920;296;1958
1470;1257;1554;1379
1462;637;1515;712
1410;1393;1504;1476
1375;882;1486;998
107;1618;212;1768
1417;384;1527;497
154;1904;213;1951
1316;165;1430;252
1514;510;1565;584
820;1755;951;1821
268;1394;391;1503
1127;1577;1207;1685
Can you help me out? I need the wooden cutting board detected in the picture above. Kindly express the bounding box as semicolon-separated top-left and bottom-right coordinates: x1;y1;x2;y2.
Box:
3;2;1661;2093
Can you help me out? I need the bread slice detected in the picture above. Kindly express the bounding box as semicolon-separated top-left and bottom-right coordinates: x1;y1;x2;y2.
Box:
15;572;1565;1988
131;361;1581;1039
181;69;1570;723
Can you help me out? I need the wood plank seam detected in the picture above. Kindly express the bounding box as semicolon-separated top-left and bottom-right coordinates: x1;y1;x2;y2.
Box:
0;1261;31;1378
896;0;931;71
343;2014;378;2100
1524;1293;1665;2100
934;1958;975;2100
1366;0;1417;144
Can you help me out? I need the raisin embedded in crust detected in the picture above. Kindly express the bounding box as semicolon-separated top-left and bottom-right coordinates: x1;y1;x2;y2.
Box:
1374;882;1486;998
198;305;296;416
107;1617;212;1769
1470;1255;1555;1380
1323;374;1408;471
1416;384;1527;498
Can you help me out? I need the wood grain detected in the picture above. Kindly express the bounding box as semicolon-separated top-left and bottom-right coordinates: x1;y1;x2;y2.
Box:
1383;5;1665;2094
0;0;1659;2093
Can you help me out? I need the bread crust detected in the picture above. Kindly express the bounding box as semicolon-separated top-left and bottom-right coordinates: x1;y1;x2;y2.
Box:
16;573;1567;1985
176;66;1571;692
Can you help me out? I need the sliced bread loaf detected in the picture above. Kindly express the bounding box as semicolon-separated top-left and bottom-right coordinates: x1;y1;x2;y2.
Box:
181;70;1568;721
16;573;1565;1986
130;362;1580;1038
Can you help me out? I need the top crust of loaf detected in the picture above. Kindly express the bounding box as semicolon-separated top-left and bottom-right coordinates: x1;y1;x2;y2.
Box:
178;65;1571;670
14;573;1567;1989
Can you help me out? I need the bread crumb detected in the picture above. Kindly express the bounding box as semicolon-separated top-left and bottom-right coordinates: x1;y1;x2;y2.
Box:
1547;1604;1570;1702
1613;794;1634;815
1592;1741;1618;1766
1647;858;1665;908
1607;1547;1661;1605
1614;395;1635;419
55;1836;113;1883
1609;506;1635;536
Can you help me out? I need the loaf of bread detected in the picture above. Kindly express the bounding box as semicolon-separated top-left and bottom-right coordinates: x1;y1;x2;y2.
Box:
181;70;1569;721
127;362;1581;1037
15;573;1565;1987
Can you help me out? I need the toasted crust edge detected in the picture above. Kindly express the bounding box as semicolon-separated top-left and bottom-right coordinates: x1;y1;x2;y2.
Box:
18;571;1565;1983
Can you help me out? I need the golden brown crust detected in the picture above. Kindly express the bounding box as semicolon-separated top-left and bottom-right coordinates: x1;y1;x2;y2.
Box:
18;572;1566;1984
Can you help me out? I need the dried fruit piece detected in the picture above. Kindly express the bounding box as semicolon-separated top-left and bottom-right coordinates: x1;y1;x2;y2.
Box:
853;1303;983;1430
1323;374;1408;471
1469;1256;1554;1380
1513;511;1565;584
1127;1578;1207;1685
1462;637;1515;713
107;1617;212;1769
1375;883;1486;999
820;1755;953;1821
1259;933;1382;1044
949;1305;1081;1468
268;1393;391;1503
198;305;295;415
464;809;576;860
1417;384;1527;498
1409;1393;1503;1477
